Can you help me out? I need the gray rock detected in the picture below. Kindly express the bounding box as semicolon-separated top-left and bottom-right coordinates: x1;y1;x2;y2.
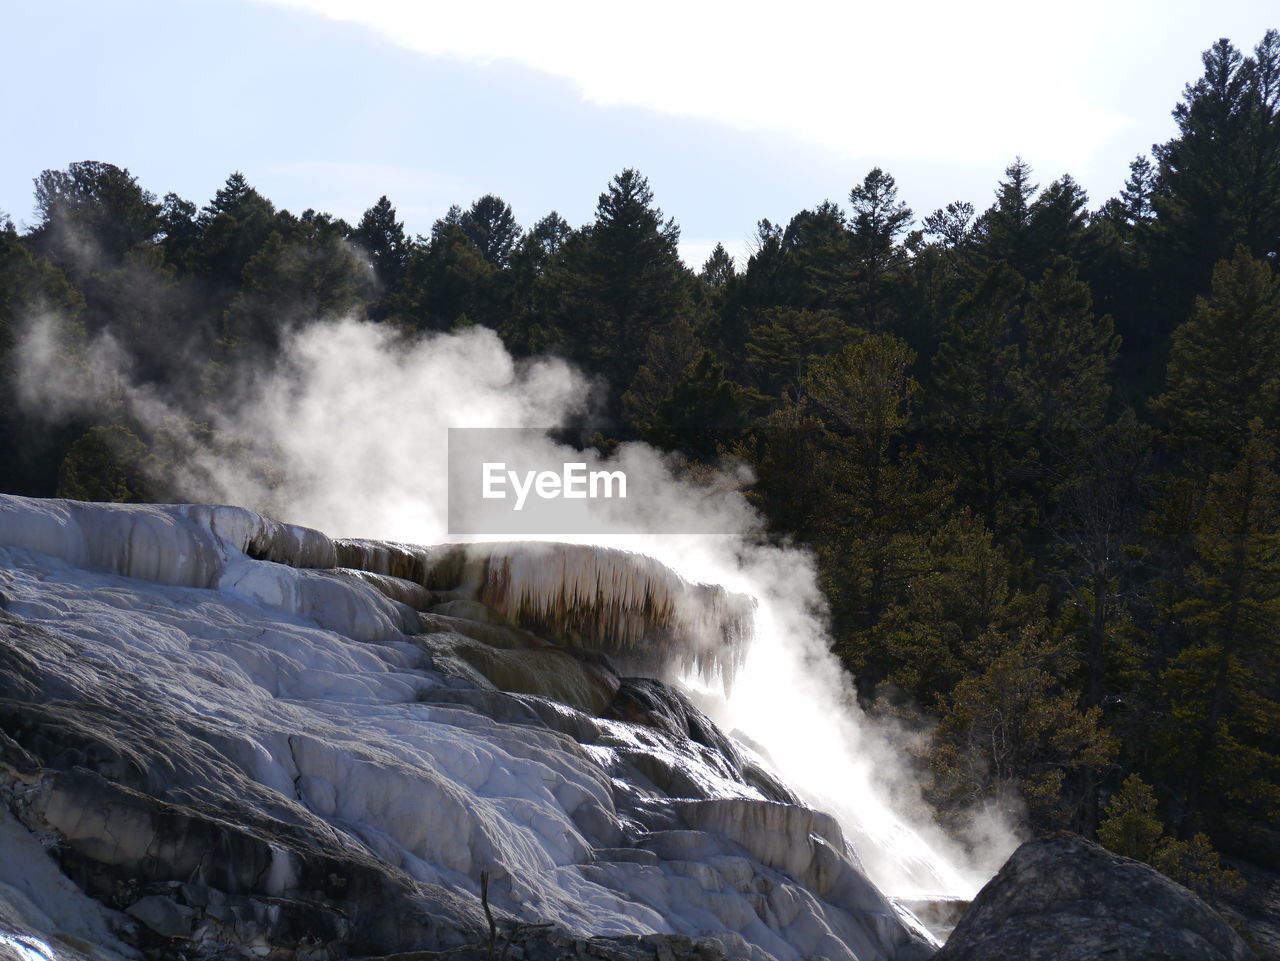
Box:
935;833;1257;961
126;895;195;938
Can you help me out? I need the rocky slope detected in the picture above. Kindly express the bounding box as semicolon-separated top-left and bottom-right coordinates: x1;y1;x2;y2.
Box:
0;495;937;961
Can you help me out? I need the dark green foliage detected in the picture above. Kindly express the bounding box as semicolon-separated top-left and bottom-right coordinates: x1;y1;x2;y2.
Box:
31;161;162;268
622;316;703;433
1025;175;1089;273
221;213;374;354
1050;411;1153;712
57;424;151;503
354;196;410;291
82;243;205;386
158;192;201;270
744;307;854;397
1157;425;1280;835
779;202;851;311
1119;156;1157;225
194;172;284;287
460;195;521;268
928;626;1116;832
0;230;86;494
1097;774;1243;900
1154;246;1280;472
802;335;957;682
973;158;1038;275
923;263;1027;534
509;211;573;289
392;218;504;333
3;31;1280;883
700;243;736;288
1153;32;1280;306
528;211;572;256
728;398;828;543
0;228;85;339
502;212;574;354
1019;256;1119;457
538;169;692;398
875;510;1044;704
847;168;913;331
922;201;975;249
646;350;758;459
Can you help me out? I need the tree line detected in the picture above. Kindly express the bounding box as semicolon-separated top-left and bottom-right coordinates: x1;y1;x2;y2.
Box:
2;29;1278;910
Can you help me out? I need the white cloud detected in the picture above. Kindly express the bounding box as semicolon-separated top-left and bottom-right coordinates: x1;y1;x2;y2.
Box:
251;0;1138;171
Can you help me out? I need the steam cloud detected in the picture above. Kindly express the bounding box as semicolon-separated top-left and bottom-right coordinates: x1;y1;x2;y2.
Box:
16;309;1021;899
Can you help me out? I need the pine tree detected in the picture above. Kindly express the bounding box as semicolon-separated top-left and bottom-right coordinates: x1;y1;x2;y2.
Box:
538;170;691;397
354;196;410;291
731;397;829;544
622;316;703;433
804;334;951;676
906;201;979;358
781;201;851;312
1095;772;1242;902
847;168;912;330
700;243;736;288
973;158;1038;276
924;263;1028;535
1154;246;1280;473
528;211;572;256
648;350;757;460
460;195;521;268
1152;32;1280;309
221;215;374;352
1017;256;1119;461
1097;774;1166;860
0;231;85;494
733;205;851;320
56;424;150;502
923;201;975;250
1159;423;1280;836
503;212;575;355
399;220;502;332
193;172;281;287
875;509;1044;705
1049;412;1152;835
743;307;854;397
1119;156;1157;226
1052;411;1152;713
1086;157;1160;386
1025;175;1089;277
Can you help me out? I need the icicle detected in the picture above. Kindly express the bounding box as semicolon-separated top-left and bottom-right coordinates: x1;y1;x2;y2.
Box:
420;543;754;689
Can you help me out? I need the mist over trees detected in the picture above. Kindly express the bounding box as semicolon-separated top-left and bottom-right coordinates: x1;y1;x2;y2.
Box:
2;29;1278;918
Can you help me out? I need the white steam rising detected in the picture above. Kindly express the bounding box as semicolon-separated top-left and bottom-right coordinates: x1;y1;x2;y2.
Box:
16;312;1018;898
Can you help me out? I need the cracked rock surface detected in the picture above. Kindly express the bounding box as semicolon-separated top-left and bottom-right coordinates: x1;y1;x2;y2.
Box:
0;495;935;961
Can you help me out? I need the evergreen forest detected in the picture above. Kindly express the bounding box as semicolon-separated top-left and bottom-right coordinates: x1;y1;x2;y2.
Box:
2;30;1279;915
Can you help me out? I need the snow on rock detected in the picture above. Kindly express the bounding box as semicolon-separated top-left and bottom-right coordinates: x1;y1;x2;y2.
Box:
0;496;403;643
0;495;936;961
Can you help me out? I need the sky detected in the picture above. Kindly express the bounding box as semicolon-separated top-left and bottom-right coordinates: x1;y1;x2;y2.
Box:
1;0;1277;268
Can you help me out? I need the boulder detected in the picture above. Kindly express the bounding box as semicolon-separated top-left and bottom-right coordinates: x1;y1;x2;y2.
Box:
935;833;1257;961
